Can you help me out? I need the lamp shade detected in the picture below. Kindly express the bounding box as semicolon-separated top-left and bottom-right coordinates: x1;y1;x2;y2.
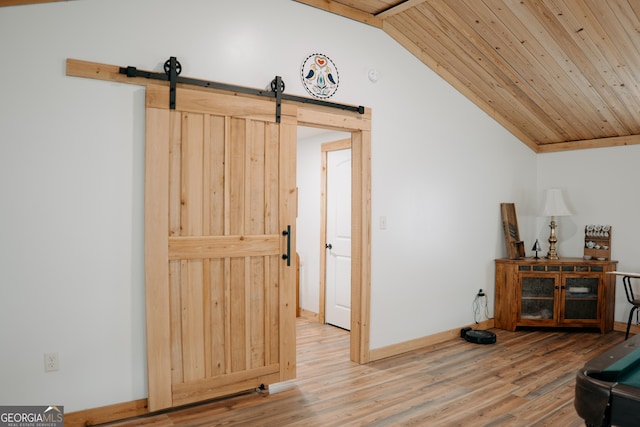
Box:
531;239;541;251
541;188;572;217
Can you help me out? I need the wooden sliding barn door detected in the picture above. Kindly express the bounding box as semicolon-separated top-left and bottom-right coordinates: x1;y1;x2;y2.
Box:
144;84;297;411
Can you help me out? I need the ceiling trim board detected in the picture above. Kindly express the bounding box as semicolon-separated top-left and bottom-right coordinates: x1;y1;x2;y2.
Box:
293;0;383;28
0;0;66;6
376;0;422;19
536;134;640;153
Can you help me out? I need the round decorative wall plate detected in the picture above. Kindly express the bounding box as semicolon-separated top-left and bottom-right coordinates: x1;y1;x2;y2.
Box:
300;53;339;99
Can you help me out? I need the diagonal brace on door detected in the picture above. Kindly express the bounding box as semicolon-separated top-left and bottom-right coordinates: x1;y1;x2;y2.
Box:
119;56;365;122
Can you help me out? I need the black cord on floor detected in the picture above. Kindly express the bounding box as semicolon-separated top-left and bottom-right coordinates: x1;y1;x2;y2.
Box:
473;290;489;324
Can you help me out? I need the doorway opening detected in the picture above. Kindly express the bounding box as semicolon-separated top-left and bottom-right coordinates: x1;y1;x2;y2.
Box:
292;104;371;366
296;127;350;331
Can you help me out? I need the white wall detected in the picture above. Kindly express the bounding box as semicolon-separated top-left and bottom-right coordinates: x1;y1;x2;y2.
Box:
1;0;535;411
537;146;640;322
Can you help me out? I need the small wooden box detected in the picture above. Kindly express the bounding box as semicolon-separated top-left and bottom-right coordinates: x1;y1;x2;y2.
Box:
584;225;611;260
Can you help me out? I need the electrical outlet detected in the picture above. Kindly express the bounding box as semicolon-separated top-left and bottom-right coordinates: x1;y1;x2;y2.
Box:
44;352;59;372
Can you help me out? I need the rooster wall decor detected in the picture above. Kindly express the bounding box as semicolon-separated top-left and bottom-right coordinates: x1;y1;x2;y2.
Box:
300;53;339;99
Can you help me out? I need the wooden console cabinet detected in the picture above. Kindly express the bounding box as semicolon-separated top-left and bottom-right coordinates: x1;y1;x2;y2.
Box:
495;258;618;333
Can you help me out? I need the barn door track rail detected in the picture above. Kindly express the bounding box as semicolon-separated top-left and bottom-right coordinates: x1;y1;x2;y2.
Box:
119;56;365;122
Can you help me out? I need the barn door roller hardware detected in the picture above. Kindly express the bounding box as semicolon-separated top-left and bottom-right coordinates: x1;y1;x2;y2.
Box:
119;57;365;122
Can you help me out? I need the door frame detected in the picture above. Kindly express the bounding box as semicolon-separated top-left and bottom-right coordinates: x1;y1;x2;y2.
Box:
295;107;371;364
319;138;352;327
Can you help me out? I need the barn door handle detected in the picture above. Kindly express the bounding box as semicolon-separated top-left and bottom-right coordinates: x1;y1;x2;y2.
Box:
282;225;291;266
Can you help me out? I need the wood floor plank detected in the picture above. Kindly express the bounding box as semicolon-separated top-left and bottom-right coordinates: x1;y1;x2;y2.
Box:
98;320;625;427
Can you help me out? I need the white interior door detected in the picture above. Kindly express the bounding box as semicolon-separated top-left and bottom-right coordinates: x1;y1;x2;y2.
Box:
325;148;351;330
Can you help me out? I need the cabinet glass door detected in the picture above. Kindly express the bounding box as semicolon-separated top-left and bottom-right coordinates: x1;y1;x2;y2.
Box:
562;275;599;322
519;274;557;321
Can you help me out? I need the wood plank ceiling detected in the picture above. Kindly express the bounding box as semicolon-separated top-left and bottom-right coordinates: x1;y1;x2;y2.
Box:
5;0;640;152
295;0;640;152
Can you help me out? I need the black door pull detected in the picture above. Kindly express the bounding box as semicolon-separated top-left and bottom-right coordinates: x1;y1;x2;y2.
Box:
282;226;291;266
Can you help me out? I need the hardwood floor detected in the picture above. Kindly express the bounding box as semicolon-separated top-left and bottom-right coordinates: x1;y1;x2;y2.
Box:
100;319;624;426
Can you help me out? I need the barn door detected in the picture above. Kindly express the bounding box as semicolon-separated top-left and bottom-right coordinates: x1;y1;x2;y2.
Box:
144;84;297;411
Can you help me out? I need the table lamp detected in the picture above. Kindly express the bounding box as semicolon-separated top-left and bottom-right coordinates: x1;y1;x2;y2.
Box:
531;239;541;259
541;188;572;260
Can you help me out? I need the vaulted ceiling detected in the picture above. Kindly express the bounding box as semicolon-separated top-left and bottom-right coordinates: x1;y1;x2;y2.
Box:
5;0;640;152
295;0;640;152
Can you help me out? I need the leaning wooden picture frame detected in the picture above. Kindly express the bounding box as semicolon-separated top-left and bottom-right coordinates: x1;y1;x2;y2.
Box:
501;203;525;259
